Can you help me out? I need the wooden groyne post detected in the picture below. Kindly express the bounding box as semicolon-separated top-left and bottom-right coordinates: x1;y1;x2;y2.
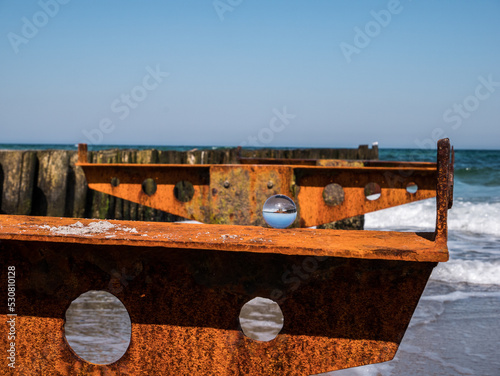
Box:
0;145;378;227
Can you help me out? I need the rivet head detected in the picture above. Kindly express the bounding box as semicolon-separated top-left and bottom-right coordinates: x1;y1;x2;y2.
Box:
267;181;274;189
223;181;230;188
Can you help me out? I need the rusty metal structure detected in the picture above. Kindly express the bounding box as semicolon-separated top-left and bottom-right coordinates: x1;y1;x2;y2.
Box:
0;139;453;375
77;143;441;227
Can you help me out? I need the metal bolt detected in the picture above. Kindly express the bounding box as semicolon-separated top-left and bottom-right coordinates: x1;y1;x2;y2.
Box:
267;181;274;189
223;181;230;188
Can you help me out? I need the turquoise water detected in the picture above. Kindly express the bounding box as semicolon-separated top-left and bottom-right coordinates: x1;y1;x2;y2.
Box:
380;148;500;199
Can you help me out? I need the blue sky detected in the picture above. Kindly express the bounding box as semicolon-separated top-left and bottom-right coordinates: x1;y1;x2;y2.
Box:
1;0;499;149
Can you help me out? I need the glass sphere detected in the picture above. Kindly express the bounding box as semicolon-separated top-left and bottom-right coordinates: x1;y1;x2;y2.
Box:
262;194;297;229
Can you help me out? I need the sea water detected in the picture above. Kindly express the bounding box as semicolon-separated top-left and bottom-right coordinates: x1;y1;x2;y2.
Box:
51;146;500;374
328;149;500;376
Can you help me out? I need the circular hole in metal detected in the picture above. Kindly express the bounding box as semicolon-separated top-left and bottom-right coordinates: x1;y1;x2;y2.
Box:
364;182;381;201
142;178;157;196
64;290;131;365
174;181;194;202
406;182;418;194
110;177;120;187
239;297;284;342
322;183;344;206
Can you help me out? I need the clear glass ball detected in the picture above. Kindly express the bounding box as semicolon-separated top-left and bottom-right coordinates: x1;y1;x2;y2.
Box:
262;194;297;229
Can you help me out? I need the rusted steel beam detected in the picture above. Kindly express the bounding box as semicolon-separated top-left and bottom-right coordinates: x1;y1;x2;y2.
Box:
236;145;435;168
448;146;455;209
435;138;452;245
0;215;447;262
0;234;438;375
238;156;436;169
77;145;442;227
0;139;453;375
294;165;436;227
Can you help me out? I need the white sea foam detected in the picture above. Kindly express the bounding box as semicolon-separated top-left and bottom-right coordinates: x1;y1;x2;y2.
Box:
365;199;500;236
327;362;395;376
430;260;500;286
365;199;436;231
422;290;500;302
449;201;500;235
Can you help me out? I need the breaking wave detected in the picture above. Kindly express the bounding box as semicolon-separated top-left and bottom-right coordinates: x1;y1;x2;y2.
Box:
431;260;500;286
365;199;500;236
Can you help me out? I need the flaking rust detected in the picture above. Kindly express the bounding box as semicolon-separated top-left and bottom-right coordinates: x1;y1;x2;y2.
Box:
0;139;453;375
76;143;442;227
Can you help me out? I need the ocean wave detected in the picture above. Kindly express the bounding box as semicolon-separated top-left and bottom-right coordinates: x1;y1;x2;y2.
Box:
422;290;500;301
365;199;500;236
449;201;500;235
365;199;436;230
455;167;500;187
430;260;500;286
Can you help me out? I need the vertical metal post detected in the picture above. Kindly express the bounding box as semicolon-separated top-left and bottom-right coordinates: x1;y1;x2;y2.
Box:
435;138;451;244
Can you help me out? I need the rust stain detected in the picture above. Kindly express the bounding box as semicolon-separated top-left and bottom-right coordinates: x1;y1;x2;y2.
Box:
76;144;444;227
435;138;452;245
317;159;364;167
0;215;447;262
1;236;437;375
294;166;437;227
0;139;454;375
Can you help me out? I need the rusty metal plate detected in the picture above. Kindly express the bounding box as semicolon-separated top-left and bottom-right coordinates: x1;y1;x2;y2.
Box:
0;139;453;375
1;233;437;375
209;165;294;226
77;146;443;227
295;166;436;227
0;215;448;262
81;164;211;223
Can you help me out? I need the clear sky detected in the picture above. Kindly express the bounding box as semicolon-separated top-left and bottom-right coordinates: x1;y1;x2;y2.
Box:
1;0;499;149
